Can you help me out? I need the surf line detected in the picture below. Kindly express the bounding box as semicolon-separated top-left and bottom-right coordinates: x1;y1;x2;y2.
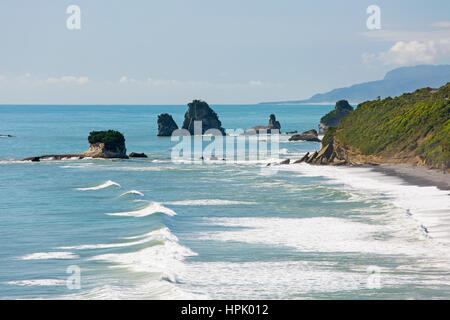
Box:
181;304;215;318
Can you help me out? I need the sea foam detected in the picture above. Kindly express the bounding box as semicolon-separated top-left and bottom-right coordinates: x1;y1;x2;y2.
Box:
106;202;176;217
75;180;121;191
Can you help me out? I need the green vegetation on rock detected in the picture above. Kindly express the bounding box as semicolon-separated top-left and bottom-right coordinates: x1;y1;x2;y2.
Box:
88;130;126;150
334;83;450;169
322;127;337;146
320;100;354;126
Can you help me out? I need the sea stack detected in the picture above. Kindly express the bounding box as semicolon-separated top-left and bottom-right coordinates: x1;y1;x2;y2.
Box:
319;100;353;134
181;100;225;135
157;113;179;136
81;130;128;159
248;114;281;134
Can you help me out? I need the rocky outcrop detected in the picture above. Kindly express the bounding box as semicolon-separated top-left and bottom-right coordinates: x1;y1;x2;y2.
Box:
181;100;225;135
289;129;321;142
319;100;353;134
248;114;281;134
22;130;128;161
293;141;347;166
129;152;148;158
0;134;14;138
157;113;179;136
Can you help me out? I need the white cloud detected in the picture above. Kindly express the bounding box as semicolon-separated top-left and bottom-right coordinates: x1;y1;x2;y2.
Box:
249;80;263;86
364;39;450;66
46;76;88;85
362;26;450;67
431;21;450;29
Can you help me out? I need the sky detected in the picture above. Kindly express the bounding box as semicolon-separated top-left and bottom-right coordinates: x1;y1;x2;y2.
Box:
0;0;449;104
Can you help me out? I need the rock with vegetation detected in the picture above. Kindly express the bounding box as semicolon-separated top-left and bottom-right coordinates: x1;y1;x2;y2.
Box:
289;129;321;142
157;113;179;136
23;130;128;161
181;100;225;135
248;114;281;134
310;83;450;170
319;100;354;134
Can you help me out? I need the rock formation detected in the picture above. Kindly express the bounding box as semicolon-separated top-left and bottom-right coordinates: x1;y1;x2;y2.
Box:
289;129;321;142
181;100;225;135
129;152;148;158
157;113;179;136
22;130;128;161
319;100;353;134
248;114;281;134
0;134;14;138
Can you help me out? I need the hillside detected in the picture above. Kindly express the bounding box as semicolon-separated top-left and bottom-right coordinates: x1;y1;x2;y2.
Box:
261;65;450;104
322;83;450;170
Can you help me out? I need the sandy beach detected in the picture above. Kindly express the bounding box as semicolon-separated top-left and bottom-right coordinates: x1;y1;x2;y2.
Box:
372;163;450;191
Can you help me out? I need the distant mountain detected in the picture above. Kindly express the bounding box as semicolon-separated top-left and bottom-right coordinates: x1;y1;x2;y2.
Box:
260;65;450;104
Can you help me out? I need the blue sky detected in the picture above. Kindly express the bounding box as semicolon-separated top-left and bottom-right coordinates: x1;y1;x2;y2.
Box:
0;0;449;104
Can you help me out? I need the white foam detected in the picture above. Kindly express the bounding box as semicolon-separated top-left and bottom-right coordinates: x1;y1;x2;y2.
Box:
277;164;450;244
120;190;144;197
59;227;175;250
106;202;176;217
164;199;257;206
75;180;121;191
18;252;79;260
7;279;66;287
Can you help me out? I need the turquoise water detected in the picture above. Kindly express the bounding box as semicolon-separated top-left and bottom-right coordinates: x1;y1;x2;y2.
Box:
1;105;450;299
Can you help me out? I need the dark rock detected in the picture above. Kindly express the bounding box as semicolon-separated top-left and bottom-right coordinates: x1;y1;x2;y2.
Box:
129;152;148;158
0;134;14;138
285;131;298;134
248;114;282;134
293;152;310;163
157;113;179;136
182;100;225;135
319;100;354;134
289;129;321;142
279;158;290;165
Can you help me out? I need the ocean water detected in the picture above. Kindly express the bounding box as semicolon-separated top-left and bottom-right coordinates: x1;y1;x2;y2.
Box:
1;104;450;299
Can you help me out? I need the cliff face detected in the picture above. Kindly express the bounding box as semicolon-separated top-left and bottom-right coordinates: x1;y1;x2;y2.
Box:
315;83;450;171
182;100;225;135
80;142;128;159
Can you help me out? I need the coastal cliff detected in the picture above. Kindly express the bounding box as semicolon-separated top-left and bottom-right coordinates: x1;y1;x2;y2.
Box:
310;83;450;171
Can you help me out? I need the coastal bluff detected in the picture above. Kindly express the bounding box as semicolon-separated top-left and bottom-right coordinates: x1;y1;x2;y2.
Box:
23;130;129;161
297;83;450;171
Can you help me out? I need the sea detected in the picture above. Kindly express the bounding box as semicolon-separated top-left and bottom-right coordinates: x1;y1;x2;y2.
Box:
1;104;449;299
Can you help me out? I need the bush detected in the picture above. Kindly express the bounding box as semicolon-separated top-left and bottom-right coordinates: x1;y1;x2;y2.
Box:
88;130;125;150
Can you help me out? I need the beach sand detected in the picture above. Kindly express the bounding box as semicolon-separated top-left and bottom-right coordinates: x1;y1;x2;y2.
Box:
372;163;450;191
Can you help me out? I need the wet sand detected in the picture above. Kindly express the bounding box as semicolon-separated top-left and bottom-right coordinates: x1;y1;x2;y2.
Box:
371;163;450;191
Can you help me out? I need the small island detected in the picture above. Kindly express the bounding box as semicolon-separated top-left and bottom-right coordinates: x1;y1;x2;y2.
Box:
23;130;129;161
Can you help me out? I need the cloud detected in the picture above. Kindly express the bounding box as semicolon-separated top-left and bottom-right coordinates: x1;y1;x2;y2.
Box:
431;21;450;29
46;76;89;85
0;75;5;81
249;80;263;86
363;39;450;66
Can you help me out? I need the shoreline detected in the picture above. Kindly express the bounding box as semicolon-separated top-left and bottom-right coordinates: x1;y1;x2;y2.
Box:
370;163;450;191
